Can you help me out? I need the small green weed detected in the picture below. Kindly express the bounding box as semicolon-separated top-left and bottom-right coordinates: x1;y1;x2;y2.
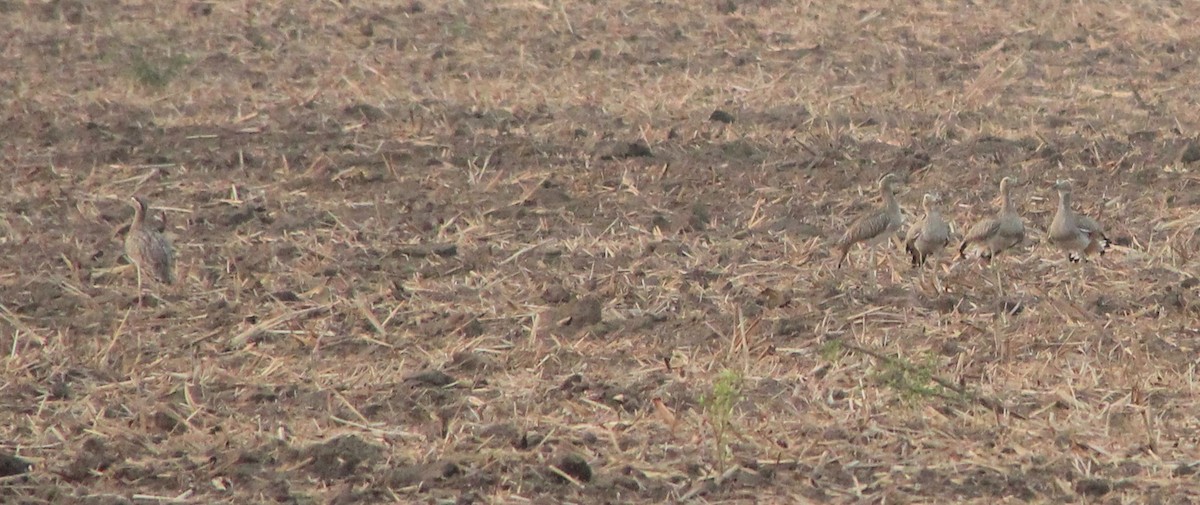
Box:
872;353;946;403
818;338;844;363
699;368;744;473
129;50;190;89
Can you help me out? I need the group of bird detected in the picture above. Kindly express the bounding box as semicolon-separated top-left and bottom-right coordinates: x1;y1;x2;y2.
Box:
119;174;1110;299
833;173;1111;274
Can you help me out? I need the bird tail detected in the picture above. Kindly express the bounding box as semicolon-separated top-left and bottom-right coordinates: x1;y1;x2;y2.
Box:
958;240;969;259
1098;234;1111;256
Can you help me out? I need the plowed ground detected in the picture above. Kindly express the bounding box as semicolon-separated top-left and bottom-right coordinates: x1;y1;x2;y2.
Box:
3;1;1200;503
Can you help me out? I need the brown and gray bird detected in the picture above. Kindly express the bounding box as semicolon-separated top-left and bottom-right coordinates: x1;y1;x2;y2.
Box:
1048;179;1109;263
835;173;903;269
959;176;1025;263
125;196;176;293
905;193;951;268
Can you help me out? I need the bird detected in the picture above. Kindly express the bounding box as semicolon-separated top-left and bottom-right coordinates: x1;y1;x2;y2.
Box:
124;196;176;296
834;173;904;270
904;192;951;268
958;176;1025;263
1048;179;1109;263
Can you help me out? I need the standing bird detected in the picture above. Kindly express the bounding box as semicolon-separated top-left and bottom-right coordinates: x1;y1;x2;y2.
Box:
905;193;951;268
124;196;176;296
834;173;904;270
1048;179;1109;263
959;176;1025;264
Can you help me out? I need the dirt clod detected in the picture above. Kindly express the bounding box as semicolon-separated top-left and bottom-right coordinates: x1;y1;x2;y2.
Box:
772;317;810;338
385;461;461;489
1181;142;1200;164
405;369;458;387
599;141;653;160
542;284;573;304
1173;462;1198;477
758;287;791;308
685;203;711;232
344;103;387;122
303;435;383;481
559;296;603;328
0;452;30;477
1074;478;1113;497
188;2;213;16
391;243;458;258
709;110;735;124
996;299;1024;316
553;453;593;483
62;437;120;482
447;350;500;373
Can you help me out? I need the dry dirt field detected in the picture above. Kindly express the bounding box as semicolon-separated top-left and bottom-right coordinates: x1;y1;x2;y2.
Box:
3;0;1200;503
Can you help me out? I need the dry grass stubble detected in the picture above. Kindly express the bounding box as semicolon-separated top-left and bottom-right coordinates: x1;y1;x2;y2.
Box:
1;0;1200;503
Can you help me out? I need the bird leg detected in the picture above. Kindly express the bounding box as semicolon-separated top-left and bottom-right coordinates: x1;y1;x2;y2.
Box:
868;247;879;289
885;236;899;285
918;257;938;294
994;264;1005;298
134;263;144;307
916;260;936;295
880;246;894;288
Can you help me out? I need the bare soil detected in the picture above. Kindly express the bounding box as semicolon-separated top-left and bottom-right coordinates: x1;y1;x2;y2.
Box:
2;1;1200;503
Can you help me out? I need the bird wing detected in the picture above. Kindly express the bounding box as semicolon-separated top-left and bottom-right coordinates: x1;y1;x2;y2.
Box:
839;209;892;248
905;216;926;245
146;233;176;284
963;217;1001;244
1075;215;1104;236
1000;214;1025;242
1075;215;1110;255
926;217;952;248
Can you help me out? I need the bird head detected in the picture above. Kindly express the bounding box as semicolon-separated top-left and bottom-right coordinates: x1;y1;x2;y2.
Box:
878;173;900;189
130;195;149;211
